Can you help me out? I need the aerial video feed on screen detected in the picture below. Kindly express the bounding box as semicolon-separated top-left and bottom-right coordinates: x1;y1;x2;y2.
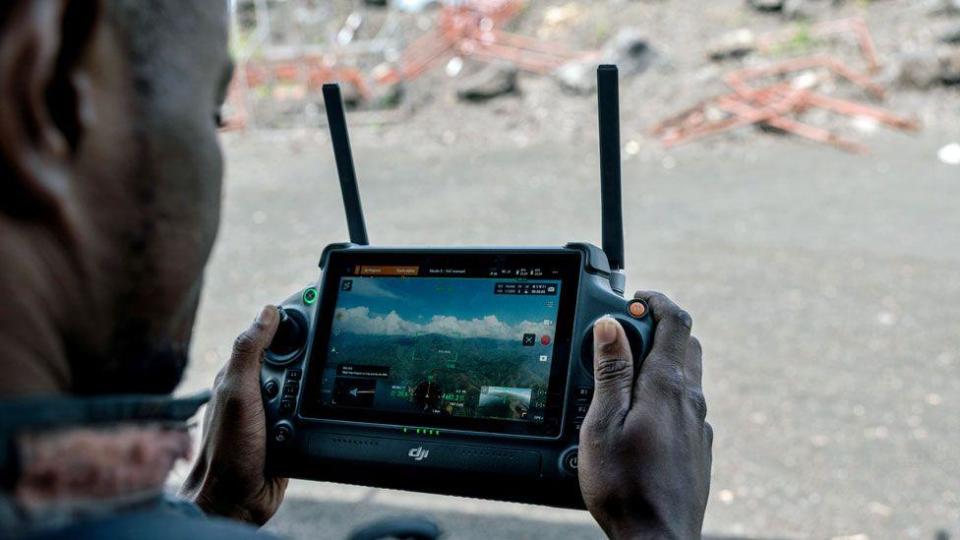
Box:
316;273;562;423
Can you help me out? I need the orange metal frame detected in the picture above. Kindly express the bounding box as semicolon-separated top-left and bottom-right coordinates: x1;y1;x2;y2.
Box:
377;0;595;85
224;0;595;129
652;19;918;153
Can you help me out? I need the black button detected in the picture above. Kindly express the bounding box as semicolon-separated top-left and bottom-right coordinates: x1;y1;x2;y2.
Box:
286;369;302;381
283;382;299;396
263;380;279;399
273;424;292;444
559;447;579;475
576;387;593;399
280;399;294;414
574;403;589;416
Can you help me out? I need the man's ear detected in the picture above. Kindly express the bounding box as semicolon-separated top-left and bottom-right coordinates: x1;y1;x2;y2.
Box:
0;0;102;219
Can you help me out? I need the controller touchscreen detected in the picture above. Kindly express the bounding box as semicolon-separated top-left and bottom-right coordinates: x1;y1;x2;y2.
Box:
321;274;560;423
299;255;579;436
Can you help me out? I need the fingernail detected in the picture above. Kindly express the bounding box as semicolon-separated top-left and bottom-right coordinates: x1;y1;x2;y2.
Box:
255;305;275;325
594;316;618;346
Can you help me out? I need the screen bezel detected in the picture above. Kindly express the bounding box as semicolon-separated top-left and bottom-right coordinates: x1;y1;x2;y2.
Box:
299;249;582;438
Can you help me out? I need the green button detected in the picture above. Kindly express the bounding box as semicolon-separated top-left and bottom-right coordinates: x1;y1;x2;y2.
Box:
302;288;318;305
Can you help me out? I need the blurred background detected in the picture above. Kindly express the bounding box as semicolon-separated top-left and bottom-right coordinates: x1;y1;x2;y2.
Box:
171;0;960;538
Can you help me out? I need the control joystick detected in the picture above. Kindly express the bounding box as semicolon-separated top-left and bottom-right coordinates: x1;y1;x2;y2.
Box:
579;314;647;376
267;307;307;362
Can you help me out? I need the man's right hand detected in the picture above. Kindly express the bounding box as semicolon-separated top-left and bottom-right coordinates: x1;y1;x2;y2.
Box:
579;292;713;539
181;306;288;526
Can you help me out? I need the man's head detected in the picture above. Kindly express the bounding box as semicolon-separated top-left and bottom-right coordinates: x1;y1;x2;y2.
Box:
0;0;232;395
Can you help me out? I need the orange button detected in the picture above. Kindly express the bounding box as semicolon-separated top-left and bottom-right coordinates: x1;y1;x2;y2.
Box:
627;300;648;318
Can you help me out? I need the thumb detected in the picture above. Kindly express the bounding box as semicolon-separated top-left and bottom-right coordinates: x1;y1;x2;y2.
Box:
592;316;635;418
227;305;280;379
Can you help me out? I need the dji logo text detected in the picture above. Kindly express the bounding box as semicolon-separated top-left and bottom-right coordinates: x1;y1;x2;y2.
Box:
408;446;430;461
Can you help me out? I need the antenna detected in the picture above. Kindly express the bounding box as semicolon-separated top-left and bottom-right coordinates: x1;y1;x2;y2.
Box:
322;83;369;246
597;65;626;294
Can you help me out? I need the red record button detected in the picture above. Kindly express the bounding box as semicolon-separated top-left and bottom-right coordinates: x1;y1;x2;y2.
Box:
540;335;551;346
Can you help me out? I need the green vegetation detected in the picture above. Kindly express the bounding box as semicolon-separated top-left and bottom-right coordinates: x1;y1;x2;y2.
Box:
330;332;549;419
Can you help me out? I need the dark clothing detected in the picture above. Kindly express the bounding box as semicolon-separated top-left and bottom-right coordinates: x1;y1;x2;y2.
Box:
0;392;277;539
30;503;274;540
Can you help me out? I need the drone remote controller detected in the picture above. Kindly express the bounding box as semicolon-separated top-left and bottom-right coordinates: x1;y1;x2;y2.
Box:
261;65;653;509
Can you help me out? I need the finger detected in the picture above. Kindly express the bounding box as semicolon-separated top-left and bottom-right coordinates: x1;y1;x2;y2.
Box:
591;316;635;418
683;335;706;422
226;305;280;380
685;336;703;389
688;388;708;422
633;291;692;383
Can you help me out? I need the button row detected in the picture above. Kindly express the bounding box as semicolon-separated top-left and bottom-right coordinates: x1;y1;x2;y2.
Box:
571;386;593;432
263;369;303;417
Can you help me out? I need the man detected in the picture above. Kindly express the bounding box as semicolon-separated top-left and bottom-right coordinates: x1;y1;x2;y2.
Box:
0;0;712;538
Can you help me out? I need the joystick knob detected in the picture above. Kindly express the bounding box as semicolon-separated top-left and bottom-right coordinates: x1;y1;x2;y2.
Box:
580;317;646;376
267;308;306;361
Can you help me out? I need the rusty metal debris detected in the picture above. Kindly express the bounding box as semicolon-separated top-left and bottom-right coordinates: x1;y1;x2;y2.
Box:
219;59;371;131
757;17;881;73
375;0;596;85
653;18;918;153
223;0;597;130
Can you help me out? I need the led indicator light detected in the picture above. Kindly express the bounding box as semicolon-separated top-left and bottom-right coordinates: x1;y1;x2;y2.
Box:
302;288;318;305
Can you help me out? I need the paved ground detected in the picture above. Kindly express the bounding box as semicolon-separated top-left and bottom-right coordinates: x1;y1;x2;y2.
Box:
171;123;960;539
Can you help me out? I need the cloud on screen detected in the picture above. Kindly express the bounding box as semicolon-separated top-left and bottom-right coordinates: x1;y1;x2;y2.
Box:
333;306;551;341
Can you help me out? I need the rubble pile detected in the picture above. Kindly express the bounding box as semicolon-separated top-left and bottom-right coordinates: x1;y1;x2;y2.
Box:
224;0;959;153
741;0;960;90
